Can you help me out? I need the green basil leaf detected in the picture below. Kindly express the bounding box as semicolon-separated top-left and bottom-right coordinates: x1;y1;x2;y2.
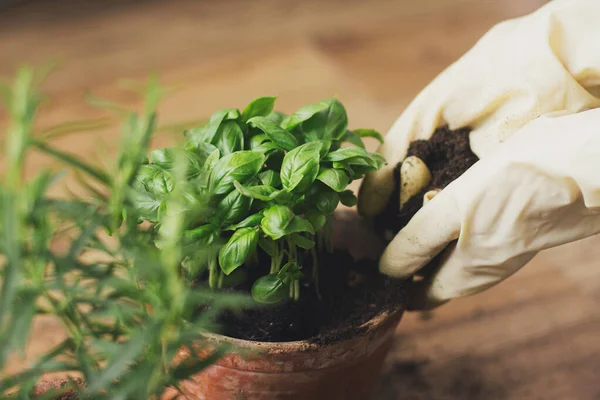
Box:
193;141;219;158
179;224;221;259
305;210;327;231
260;205;295;240
316;168;350;192
250;133;269;149
305;180;324;198
315;190;339;214
248;116;298;151
332;157;370;169
129;165;174;221
328;140;341;154
183;126;204;147
184;224;218;244
331;162;355;178
283;101;330;130
149;148;206;178
340;130;365;148
182;236;225;274
267;111;287;126
144;165;175;194
148;147;185;167
224;213;263;231
369;153;387;169
184;108;239;147
175;186;215;223
258;237;278;258
269;189;293;204
134;164;174;195
128;188;162;222
331;158;376;180
218;227;259;275
336;157;384;179
353;128;384;143
324;147;375;164
251;274;288;304
302;98;348;142
324;98;348;140
258;170;281;187
203;147;221;171
285;216;315;236
252;142;281;156
276;262;304;283
188;142;220;180
280;142;322;192
290;234;315;250
214;120;244;155
157;201;169;222
212;108;240;122
209;151;265;195
339;190;358;207
234;180;277;201
241;96;277;123
344;152;384;170
194;172;211;189
216;188;252;226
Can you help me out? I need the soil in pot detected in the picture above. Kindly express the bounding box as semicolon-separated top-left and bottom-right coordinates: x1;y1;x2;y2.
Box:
212;248;408;343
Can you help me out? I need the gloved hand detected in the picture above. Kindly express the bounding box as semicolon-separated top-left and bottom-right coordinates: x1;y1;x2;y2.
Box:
381;110;600;309
357;0;600;309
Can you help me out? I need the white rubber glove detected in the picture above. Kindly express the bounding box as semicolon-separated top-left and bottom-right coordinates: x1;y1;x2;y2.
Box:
358;0;600;217
356;0;600;309
381;110;600;309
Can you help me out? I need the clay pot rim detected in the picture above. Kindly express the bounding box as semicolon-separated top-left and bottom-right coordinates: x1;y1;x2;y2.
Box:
201;305;404;353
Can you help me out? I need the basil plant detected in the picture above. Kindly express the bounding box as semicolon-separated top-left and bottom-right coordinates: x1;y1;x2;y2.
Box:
131;97;385;304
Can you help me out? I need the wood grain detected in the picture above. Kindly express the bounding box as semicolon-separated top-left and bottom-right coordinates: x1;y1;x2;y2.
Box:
2;0;599;398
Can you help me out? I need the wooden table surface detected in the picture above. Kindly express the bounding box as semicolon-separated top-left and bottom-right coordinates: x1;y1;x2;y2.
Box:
2;1;600;399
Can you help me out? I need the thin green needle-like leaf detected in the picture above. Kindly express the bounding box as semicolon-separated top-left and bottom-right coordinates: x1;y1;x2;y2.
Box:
31;139;111;185
87;323;157;393
37;117;113;140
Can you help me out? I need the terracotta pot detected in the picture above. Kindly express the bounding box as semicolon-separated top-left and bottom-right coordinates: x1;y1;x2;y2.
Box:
11;378;85;399
173;307;404;400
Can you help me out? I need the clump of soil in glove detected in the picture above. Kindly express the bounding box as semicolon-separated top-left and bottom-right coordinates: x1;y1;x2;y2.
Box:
373;126;479;237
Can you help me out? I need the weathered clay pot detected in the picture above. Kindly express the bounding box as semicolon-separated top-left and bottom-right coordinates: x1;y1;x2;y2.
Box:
174;307;404;400
11;378;85;399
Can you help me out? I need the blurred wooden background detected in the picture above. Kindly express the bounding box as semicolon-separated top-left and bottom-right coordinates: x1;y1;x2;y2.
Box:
3;0;600;399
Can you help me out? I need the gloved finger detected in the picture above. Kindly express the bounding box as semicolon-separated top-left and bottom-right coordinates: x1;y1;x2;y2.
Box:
378;189;461;278
403;240;457;311
357;164;395;217
407;248;538;310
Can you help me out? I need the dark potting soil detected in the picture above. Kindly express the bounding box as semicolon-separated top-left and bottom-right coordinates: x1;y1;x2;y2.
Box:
215;248;408;344
210;126;476;344
373;126;479;238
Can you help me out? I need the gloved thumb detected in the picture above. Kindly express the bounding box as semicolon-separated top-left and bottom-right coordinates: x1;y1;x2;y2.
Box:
357;165;396;217
379;189;461;278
